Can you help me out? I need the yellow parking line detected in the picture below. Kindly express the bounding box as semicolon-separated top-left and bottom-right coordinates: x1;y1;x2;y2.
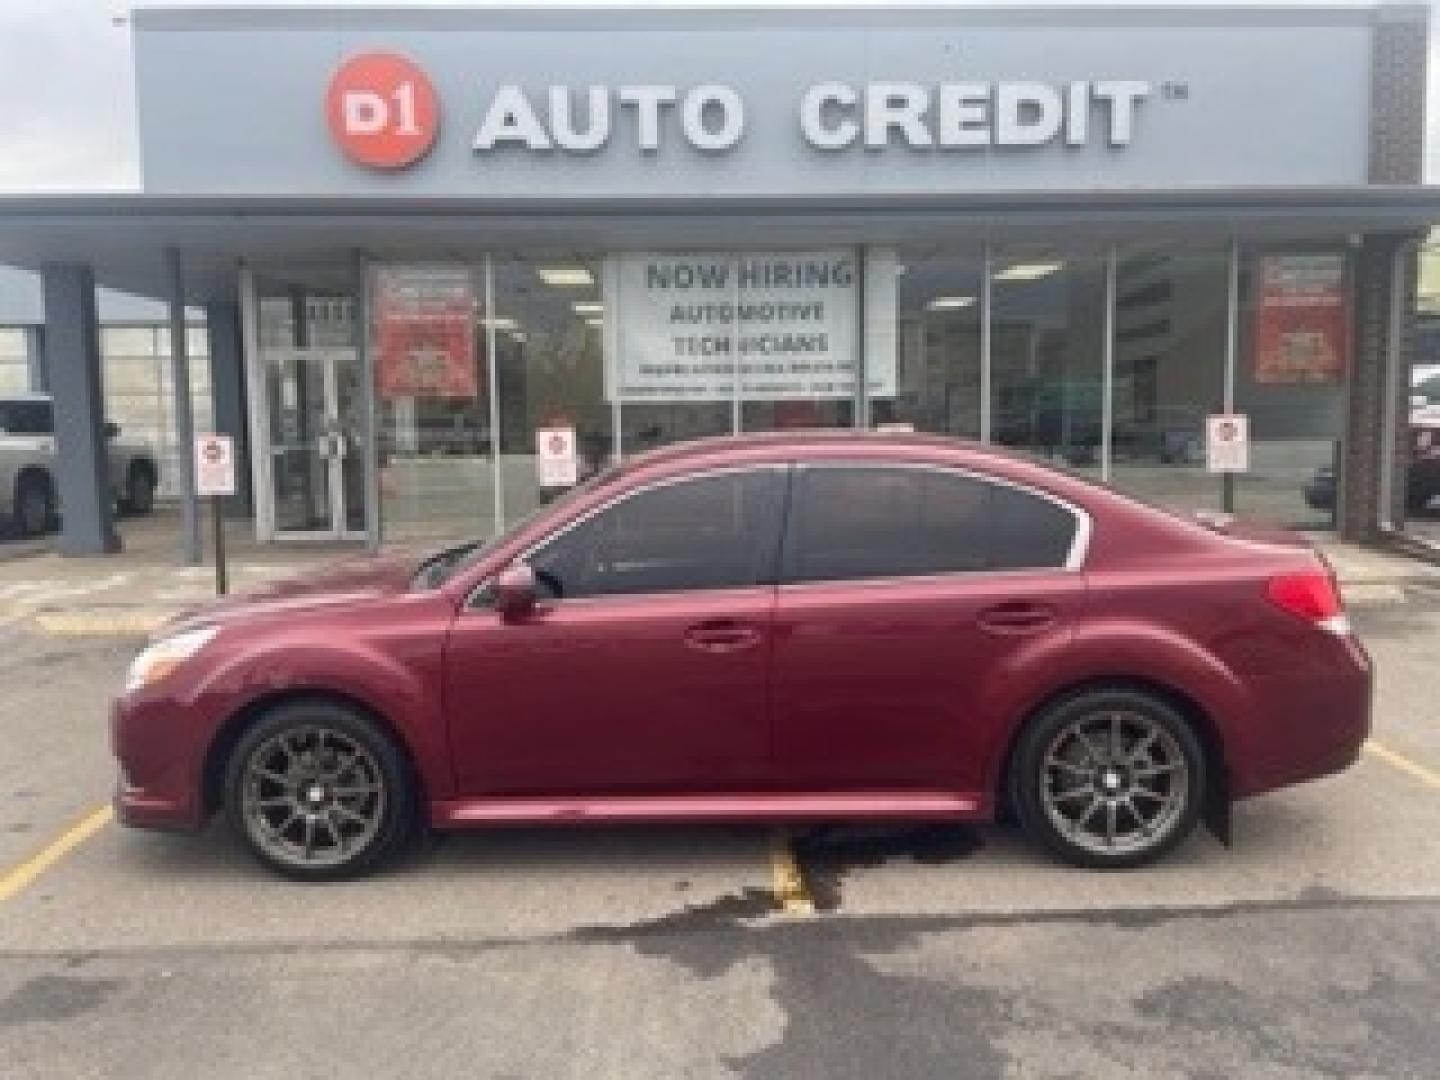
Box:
1365;740;1440;790
769;831;815;916
0;803;112;903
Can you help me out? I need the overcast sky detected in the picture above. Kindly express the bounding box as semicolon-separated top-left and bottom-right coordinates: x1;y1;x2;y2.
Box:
0;0;1435;191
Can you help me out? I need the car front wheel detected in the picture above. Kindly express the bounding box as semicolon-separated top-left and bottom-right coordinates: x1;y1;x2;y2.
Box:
1010;688;1205;870
224;700;415;881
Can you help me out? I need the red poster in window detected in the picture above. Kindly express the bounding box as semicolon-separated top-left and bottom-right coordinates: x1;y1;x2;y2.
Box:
1254;254;1348;384
373;265;478;399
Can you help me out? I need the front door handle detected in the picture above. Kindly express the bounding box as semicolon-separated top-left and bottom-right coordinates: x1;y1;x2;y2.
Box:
683;619;763;653
976;601;1057;635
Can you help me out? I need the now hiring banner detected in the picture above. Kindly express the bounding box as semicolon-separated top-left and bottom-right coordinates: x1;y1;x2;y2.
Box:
602;251;898;402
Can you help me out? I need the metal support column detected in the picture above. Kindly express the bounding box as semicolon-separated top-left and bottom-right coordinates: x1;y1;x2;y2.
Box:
854;245;869;429
484;254;503;535
1101;245;1116;483
205;300;253;518
167;248;201;564
980;244;992;444
1222;237;1240;513
41;263;120;555
354;250;382;553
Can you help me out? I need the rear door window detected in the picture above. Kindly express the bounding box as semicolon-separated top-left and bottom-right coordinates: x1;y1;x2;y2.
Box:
783;465;1078;584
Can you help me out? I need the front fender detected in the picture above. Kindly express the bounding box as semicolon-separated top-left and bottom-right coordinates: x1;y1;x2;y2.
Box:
975;618;1257;798
182;636;453;804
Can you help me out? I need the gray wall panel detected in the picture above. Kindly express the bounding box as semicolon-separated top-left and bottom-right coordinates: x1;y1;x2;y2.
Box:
135;10;1375;197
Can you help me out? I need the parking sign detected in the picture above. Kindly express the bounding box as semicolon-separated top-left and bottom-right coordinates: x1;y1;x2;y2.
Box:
1205;414;1250;473
194;434;236;496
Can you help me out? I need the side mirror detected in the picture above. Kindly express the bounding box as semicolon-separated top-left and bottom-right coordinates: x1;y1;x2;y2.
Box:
104;421;121;439
494;563;536;621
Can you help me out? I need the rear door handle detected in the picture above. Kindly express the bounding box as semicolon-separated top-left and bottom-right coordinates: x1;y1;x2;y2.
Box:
976;602;1057;635
683;619;763;653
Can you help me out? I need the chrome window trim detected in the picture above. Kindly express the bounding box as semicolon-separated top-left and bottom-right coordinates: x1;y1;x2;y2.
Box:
464;463;791;609
783;461;1092;584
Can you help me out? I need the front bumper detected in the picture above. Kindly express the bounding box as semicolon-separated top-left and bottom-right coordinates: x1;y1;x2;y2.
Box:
110;694;207;832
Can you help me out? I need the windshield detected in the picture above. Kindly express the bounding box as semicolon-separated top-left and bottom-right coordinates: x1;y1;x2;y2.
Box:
412;465;622;588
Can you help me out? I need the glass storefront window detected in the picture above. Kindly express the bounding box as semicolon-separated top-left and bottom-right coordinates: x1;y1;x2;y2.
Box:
239;241;1363;548
1108;248;1228;513
0;327;31;393
990;251;1107;477
101;323;213;502
492;255;612;523
372;264;491;545
1233;249;1349;529
869;250;983;437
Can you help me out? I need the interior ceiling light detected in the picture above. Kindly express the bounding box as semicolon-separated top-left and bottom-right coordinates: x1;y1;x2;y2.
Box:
572;302;604;314
585;317;604;328
537;266;595;287
995;262;1063;282
927;295;976;310
483;317;518;330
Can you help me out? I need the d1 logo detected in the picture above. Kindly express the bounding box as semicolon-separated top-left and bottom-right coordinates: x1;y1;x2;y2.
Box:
326;52;438;168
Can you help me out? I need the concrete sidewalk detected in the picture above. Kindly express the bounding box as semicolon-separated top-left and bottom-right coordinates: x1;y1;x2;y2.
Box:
0;507;1434;638
0;508;366;637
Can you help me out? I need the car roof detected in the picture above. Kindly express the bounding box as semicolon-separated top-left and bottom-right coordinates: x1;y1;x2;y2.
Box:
616;429;1075;483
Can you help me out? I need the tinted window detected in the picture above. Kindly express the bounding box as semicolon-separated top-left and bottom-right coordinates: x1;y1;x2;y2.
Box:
0;400;51;435
784;467;1076;583
528;469;785;599
990;484;1078;570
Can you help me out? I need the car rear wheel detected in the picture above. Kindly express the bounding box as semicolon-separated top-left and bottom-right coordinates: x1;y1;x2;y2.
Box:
1010;689;1205;870
124;465;155;516
14;472;54;537
224;700;415;881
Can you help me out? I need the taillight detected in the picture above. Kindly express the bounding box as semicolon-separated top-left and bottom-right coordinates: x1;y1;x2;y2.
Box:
1265;570;1350;636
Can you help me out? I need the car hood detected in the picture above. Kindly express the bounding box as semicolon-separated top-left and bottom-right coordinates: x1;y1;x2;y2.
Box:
160;552;422;635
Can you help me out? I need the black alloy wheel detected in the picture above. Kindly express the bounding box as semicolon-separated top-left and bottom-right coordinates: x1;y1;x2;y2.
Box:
224;700;415;881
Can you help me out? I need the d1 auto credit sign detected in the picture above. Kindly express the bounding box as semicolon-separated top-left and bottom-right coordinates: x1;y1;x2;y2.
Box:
326;52;439;169
194;433;236;497
603;251;894;402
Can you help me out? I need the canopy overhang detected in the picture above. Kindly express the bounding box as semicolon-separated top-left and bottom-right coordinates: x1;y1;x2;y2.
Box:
1;186;1437;304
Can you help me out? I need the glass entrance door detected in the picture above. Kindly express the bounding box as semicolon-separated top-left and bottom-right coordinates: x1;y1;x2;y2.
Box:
267;346;364;538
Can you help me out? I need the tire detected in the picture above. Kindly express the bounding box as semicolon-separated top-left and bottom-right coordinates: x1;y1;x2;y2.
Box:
14;471;54;538
123;464;155;516
223;699;416;882
1406;479;1434;516
1009;688;1205;870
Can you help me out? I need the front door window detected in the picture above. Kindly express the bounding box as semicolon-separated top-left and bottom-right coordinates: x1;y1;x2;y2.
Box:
527;468;787;599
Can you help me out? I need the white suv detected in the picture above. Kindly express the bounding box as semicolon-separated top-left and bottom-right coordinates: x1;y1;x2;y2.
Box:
0;394;160;536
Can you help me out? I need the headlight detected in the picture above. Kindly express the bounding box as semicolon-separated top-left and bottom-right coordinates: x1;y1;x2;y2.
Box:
123;625;220;693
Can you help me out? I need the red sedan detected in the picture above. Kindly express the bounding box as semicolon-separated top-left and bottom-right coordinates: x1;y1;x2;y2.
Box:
112;432;1371;879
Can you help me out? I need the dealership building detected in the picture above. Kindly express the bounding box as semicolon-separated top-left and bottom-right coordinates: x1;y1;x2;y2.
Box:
0;2;1436;558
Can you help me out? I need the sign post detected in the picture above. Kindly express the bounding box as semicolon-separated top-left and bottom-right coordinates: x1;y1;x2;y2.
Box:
194;434;236;596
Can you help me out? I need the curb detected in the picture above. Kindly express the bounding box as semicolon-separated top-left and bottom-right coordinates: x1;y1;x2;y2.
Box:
29;608;174;638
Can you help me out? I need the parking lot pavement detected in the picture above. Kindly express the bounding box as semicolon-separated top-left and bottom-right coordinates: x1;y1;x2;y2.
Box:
2;590;1440;1078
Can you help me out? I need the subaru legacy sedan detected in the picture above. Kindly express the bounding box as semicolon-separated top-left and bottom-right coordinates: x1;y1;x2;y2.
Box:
112;432;1371;880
